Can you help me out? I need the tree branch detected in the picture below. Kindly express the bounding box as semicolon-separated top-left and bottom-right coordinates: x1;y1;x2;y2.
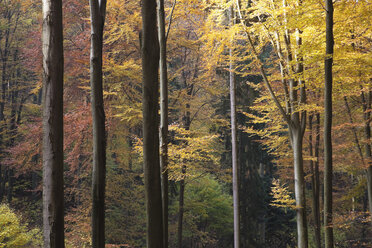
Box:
165;0;177;42
235;0;291;126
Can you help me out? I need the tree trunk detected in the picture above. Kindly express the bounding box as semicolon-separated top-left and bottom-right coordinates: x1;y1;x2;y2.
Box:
177;77;193;248
324;0;334;245
309;115;321;248
89;0;107;247
7;169;13;203
0;14;10;204
361;91;372;226
0;165;3;201
291;126;308;248
177;165;186;248
367;166;372;226
229;10;240;246
42;0;64;247
259;163;266;245
157;0;169;245
141;0;164;245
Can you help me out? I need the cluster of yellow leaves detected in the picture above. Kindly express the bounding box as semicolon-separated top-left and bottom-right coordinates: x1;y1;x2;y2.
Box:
167;124;225;181
333;211;371;229
270;179;296;210
0;204;41;248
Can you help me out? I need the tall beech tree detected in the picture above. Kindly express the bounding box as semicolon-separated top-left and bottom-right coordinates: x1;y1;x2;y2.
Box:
324;0;334;246
141;0;164;246
42;0;64;247
89;0;107;247
157;0;169;245
234;1;308;247
229;6;240;248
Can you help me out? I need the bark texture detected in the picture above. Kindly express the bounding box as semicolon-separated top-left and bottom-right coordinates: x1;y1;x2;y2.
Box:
229;7;240;245
141;0;164;245
177;165;186;248
309;114;321;248
157;0;169;245
361;91;372;226
290;126;308;248
324;0;334;245
89;0;107;247
42;0;64;247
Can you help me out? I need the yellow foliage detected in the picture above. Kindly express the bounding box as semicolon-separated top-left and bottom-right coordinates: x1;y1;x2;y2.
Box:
270;179;296;210
0;204;41;247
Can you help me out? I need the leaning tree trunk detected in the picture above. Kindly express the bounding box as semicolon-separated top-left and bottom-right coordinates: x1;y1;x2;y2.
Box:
89;0;107;247
42;0;64;247
141;0;164;245
157;0;169;245
229;6;240;246
324;0;334;245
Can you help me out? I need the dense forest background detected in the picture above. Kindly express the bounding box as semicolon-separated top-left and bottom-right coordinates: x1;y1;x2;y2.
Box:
0;0;371;247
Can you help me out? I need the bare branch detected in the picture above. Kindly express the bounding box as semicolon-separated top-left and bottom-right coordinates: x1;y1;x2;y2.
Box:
165;0;177;42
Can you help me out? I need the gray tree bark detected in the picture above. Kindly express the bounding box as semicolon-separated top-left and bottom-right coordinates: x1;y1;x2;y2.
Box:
89;0;107;247
229;6;240;247
324;0;334;245
42;0;64;247
290;125;308;248
157;0;169;245
141;0;164;245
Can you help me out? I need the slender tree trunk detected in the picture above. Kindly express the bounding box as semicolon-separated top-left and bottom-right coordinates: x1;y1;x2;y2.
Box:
7;169;13;203
42;0;64;247
309;115;321;248
367;164;372;226
259;163;266;246
0;165;3;201
361;91;372;225
177;165;186;248
157;0;169;245
344;96;365;212
6;50;21;204
89;0;107;247
324;0;334;245
315;114;321;244
177;79;193;248
141;0;164;245
344;96;365;163
291;126;308;248
0;26;9;204
229;6;240;245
